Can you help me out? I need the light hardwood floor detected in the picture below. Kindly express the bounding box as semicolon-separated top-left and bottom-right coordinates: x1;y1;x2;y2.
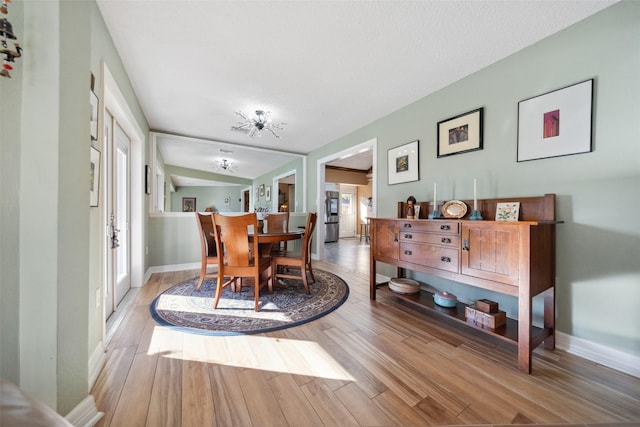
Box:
92;239;640;427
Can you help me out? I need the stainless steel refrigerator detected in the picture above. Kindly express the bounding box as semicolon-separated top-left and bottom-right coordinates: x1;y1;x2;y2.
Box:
324;191;340;242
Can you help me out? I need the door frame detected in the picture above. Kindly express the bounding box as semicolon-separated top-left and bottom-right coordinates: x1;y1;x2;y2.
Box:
101;64;145;333
316;138;377;260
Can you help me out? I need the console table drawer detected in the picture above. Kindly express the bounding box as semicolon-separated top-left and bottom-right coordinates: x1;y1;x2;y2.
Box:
400;242;459;273
399;232;460;247
398;220;459;234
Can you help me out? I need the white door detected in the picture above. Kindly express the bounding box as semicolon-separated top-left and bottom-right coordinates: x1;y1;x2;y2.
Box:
104;111;131;319
339;185;357;238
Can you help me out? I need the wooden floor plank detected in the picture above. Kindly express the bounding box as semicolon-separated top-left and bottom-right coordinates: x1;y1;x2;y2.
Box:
181;360;215;427
146;355;182;427
237;368;289;427
109;352;158;427
208;364;253;427
268;373;325;427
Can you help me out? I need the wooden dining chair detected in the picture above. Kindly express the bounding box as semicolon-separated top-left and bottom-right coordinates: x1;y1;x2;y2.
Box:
195;212;218;291
264;211;290;251
271;212;318;294
211;213;272;311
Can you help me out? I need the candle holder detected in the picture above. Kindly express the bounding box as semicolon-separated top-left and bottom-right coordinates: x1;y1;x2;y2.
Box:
469;209;483;220
429;208;442;220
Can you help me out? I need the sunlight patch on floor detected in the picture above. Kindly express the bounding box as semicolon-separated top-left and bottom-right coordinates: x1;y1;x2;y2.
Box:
155;293;292;322
147;326;355;381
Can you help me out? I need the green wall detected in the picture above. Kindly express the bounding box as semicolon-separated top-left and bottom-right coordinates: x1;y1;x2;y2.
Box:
171;185;244;212
305;1;640;357
0;0;150;415
253;156;305;212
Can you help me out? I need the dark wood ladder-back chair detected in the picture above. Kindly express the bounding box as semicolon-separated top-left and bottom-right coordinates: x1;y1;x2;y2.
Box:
264;212;290;251
211;213;272;311
195;212;219;291
271;212;318;294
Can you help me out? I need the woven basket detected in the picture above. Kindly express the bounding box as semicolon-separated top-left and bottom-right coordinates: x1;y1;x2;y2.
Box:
388;278;420;294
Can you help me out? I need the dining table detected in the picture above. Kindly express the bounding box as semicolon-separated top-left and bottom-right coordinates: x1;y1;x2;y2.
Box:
249;230;304;257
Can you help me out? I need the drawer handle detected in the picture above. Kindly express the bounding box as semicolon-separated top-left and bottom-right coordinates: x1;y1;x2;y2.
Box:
403;223;412;229
404;234;412;239
404;250;412;256
441;237;451;244
462;238;469;251
440;256;451;263
440;225;451;231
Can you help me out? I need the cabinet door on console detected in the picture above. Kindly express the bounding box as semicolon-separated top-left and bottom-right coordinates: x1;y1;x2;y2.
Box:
461;223;520;286
372;219;400;261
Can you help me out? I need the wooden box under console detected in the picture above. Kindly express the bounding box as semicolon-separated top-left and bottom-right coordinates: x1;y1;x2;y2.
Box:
465;305;506;329
476;298;499;313
370;193;561;374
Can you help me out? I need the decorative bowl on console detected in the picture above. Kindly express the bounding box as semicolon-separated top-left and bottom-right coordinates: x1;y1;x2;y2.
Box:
434;291;458;307
389;278;420;294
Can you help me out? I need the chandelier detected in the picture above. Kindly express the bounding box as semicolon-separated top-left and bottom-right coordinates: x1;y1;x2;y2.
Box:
214;159;238;173
233;110;286;139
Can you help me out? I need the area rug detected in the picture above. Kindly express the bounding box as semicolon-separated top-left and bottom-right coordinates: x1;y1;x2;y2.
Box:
150;269;349;335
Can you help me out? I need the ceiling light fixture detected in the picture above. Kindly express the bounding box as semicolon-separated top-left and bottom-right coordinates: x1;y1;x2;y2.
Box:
214;159;238;173
232;110;286;139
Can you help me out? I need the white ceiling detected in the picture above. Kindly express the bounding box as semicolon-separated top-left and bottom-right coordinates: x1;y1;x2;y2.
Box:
97;0;616;184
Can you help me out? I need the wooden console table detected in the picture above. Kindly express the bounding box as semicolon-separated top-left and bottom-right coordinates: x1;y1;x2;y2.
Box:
369;194;561;373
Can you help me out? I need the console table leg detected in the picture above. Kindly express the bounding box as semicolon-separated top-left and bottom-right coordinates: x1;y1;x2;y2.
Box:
518;288;533;374
544;286;556;350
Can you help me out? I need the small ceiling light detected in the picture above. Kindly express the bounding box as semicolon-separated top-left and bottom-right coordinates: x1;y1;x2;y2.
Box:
232;110;286;139
214;159;238;173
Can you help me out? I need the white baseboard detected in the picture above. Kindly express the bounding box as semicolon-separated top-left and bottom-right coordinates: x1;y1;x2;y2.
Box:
144;262;200;283
556;331;640;378
65;395;103;427
88;342;105;391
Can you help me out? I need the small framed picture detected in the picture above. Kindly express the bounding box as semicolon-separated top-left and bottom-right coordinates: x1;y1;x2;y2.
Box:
255;187;260;202
182;197;196;212
517;79;593;162
145;165;151;194
496;202;520;221
90;90;99;141
388;140;419;185
259;184;265;197
437;108;483;157
266;186;272;202
224;196;230;206
90;146;101;207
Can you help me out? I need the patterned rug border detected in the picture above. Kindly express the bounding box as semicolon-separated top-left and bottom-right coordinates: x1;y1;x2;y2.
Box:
150;269;349;336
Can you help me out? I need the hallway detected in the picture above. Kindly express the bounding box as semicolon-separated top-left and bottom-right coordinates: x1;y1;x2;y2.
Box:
322;237;370;277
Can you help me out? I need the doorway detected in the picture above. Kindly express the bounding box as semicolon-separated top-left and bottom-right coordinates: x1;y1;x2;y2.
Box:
104;113;132;318
243;188;250;212
101;64;145;334
316;139;377;260
339;185;357;238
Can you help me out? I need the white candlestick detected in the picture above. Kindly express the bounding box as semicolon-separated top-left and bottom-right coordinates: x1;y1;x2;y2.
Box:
433;183;437;211
473;178;477;211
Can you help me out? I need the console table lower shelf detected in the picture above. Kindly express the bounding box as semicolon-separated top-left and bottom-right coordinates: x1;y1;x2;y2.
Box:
382;283;553;360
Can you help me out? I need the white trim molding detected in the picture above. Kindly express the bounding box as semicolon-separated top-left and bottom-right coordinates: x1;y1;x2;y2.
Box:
65;395;103;427
556;331;640;378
